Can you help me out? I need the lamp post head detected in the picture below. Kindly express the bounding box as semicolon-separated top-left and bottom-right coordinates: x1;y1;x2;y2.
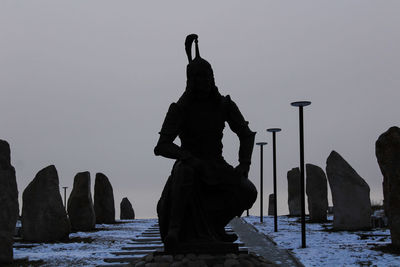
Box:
291;101;311;107
256;142;268;146
267;128;282;133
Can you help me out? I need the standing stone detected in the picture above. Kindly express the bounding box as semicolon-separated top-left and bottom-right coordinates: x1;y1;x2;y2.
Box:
376;126;400;247
0;140;18;263
326;151;371;230
67;172;96;231
94;173;115;224
287;167;301;216
268;194;275;216
120;197;135;220
22;165;70;242
306;164;328;222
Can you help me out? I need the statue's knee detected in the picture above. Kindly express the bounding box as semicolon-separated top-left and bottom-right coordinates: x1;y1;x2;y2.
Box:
241;179;258;209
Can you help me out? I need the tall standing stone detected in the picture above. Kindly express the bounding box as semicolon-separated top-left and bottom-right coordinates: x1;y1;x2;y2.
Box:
376;126;400;247
94;173;115;224
287;167;301;216
67;172;96;231
268;194;275;216
0;140;18;263
326;151;371;230
120;197;135;220
306;164;328;222
22;165;70;242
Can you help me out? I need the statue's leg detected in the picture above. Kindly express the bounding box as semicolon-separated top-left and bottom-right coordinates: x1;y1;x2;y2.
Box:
208;177;257;242
165;161;195;250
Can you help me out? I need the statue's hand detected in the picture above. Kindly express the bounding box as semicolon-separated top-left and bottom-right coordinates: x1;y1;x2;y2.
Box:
235;163;250;180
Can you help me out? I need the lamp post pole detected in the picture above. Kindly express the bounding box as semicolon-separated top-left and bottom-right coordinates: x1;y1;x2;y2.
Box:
291;101;311;248
267;128;281;232
256;142;268;223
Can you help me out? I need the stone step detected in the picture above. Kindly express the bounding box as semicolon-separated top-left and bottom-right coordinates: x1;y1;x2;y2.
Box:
97;264;131;267
132;238;161;243
112;250;156;256
128;241;163;245
122;246;163;251
103;256;143;263
141;233;160;236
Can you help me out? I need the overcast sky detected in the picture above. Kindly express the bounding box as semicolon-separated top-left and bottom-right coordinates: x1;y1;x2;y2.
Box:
1;0;399;218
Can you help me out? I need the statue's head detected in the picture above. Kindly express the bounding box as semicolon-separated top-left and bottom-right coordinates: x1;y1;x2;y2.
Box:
185;34;217;100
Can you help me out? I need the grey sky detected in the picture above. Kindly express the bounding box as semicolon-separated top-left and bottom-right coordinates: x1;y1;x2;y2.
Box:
1;0;399;218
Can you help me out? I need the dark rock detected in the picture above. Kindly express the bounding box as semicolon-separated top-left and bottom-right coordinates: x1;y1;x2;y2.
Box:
326;151;371;230
267;194;275;216
306;164;328;222
0;140;18;263
21;165;70;242
67;172;96;231
287;167;301;216
376;126;400;247
94;173;115;224
120;197;135;220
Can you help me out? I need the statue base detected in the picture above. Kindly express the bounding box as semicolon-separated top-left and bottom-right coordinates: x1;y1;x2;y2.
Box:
157;241;239;255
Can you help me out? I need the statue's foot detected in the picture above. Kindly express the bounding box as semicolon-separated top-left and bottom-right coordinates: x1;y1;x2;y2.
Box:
164;228;179;251
216;227;238;242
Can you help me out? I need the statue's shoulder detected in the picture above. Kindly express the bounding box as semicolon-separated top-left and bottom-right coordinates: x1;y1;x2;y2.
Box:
166;102;182;116
221;94;235;109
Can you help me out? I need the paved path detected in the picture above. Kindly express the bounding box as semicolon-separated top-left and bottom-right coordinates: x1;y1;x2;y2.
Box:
229;217;304;267
99;218;304;266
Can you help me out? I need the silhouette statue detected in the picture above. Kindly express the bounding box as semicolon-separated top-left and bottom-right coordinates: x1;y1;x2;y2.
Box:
154;34;257;253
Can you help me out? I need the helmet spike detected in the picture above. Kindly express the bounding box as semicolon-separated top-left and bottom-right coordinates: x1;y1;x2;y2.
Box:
185;34;198;63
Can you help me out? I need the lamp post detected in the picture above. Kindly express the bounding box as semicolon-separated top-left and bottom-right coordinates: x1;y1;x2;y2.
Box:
256;142;268;223
291;101;311;248
62;186;68;212
267;128;281;232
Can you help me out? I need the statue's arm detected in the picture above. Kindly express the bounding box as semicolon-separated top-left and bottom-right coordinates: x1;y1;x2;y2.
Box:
154;103;191;161
226;96;256;174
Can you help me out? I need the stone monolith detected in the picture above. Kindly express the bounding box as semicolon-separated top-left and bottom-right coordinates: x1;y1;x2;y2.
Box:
120;197;135;220
22;165;70;242
67;172;96;231
268;194;275;216
376;126;400;247
326;151;371;230
94;173;115;224
0;140;18;263
287;167;301;216
306;164;328;222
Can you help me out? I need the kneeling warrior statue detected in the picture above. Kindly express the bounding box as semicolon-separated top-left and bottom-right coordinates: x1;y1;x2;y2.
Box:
155;34;257;252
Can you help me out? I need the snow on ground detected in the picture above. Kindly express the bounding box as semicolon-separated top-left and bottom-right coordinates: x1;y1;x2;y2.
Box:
245;215;400;267
13;219;157;267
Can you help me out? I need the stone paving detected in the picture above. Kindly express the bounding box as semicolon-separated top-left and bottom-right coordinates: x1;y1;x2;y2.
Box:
229;218;304;267
98;218;304;267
